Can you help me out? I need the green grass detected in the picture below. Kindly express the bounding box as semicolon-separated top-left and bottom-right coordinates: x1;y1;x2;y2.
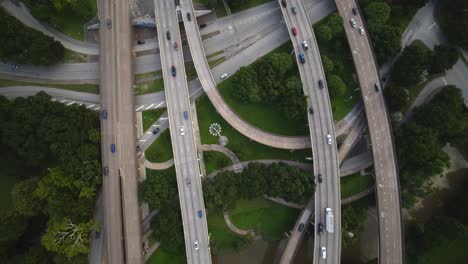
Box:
207;212;247;254
229;197;300;241
135;79;164;95
204;151;233;175
146;247;184;264
0;78;99;94
136;71;162;80
340;173;374;199
196;94;312;162
416;234;468;264
208;57;226;68
207;50;224;59
142;109;166;131
0;174;18;213
314;15;360;121
145;130;174;163
63;49;88;63
185;62;197;80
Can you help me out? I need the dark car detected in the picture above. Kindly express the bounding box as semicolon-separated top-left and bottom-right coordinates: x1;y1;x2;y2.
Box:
184;111;188;120
101;110;107;120
137;40;145;45
95;231;101;239
171;66;176;77
352;7;358;15
153;128;160;134
309;106;314;114
299;53;305;64
136;145;141;151
318;223;324;235
166;31;171;40
111;144;115;153
291;6;297;14
200;23;206;28
198;210;203;219
374;83;380;92
187;12;192;21
174;41;179;51
317;173;323;183
318;79;324;89
298;223;305;232
106;19;111;29
103;166;109;176
281;0;287;8
175;0;179;6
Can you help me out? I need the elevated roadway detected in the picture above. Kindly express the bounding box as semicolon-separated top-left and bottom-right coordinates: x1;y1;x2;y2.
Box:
153;0;211;263
98;0;142;262
335;0;403;263
277;0;341;263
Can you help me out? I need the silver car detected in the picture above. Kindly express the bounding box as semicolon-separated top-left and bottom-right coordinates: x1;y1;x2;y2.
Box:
359;26;365;35
180;126;185;136
350;18;356;28
327;134;332;145
194;240;199;250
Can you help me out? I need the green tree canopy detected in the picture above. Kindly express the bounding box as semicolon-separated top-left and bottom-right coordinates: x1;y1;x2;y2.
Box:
321;55;334;74
315;24;333;42
232;66;261;103
437;0;468;49
392;41;433;86
384;85;408;112
11;178;43;217
279;77;307;122
150;205;185;254
326;13;344;36
430;45;459;74
365;2;391;25
341;203;367;248
327;74;346;97
367;23;402;65
138;169;178;210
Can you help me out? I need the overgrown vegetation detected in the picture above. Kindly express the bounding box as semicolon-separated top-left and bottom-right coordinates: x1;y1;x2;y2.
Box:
314;12;360;120
395;86;468;208
436;0;468;50
22;0;97;40
341;202;368;248
0;92;101;262
203;162;315;212
0;9;64;65
360;0;426;65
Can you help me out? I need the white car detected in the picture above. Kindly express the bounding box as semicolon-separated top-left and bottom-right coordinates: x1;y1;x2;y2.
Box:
302;40;309;50
194;240;199;250
350;18;356;28
221;73;228;79
359;26;365;35
327;134;332;145
180;126;185;136
321;247;327;259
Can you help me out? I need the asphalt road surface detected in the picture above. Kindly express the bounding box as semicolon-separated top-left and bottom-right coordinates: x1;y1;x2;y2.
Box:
98;0;142;263
277;0;341;263
153;1;211;263
335;1;403;263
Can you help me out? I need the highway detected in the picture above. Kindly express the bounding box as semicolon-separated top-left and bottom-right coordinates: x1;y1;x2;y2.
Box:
335;0;403;263
153;1;211;263
277;0;341;263
97;0;142;263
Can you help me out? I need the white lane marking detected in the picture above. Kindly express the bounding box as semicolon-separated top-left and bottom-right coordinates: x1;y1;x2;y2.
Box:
51;98;57;102
94;107;101;110
160;117;168;120
87;104;95;108
136;105;145;111
442;77;447;85
60;100;66;103
146;131;152;134
138;139;146;142
154;101;164;108
145;103;155;110
67;101;75;106
428;22;436;30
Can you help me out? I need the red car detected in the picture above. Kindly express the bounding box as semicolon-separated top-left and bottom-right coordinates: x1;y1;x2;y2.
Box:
174;41;178;51
292;27;297;36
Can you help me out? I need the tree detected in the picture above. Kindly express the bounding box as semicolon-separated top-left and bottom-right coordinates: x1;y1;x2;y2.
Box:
365;2;391;25
315;24;332;42
384;85;409;112
321;55;334;74
139;169;178;210
232;66;261;103
150;205;184;254
437;0;468;50
7;246;51;264
367;23;402;64
41;218;94;258
327;74;346;97
0;9;64;65
392;41;432;86
430;45;459;74
0;211;27;244
255;53;293;102
326;13;344;36
341;204;367;248
279;77;307;121
11;178;43;217
413;86;467;144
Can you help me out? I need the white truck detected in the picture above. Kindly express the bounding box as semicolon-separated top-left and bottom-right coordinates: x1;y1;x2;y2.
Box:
325;208;334;233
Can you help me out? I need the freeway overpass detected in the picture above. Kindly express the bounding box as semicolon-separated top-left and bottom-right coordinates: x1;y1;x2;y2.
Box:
277;0;341;263
97;0;142;263
153;0;211;263
335;0;403;263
